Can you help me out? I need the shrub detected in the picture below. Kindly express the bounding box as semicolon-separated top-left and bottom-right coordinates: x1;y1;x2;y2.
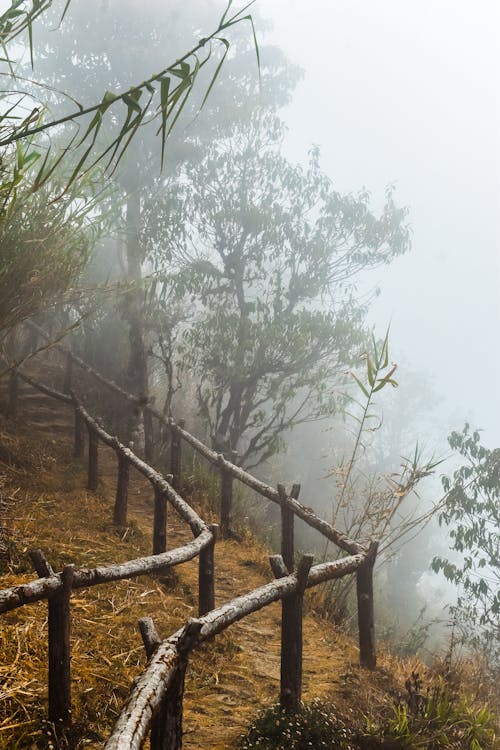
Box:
361;671;497;749
238;699;356;750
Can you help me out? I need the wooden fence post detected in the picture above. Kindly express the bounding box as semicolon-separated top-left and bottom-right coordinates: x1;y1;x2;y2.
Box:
74;407;85;459
139;617;202;750
139;617;164;750
114;451;129;526
170;419;184;491
278;483;300;572
153;486;168;555
357;540;378;669
87;426;98;491
198;524;218;616
63;352;73;394
30;551;74;724
271;552;313;712
219;451;237;538
7;370;18;419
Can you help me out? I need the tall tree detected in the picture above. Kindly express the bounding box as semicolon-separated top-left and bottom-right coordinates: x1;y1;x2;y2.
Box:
10;0;264;445
144;111;411;468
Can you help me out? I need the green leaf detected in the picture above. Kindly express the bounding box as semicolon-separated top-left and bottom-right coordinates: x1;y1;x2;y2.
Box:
122;90;143;114
201;37;229;109
350;372;369;398
159;76;170;170
366;352;375;387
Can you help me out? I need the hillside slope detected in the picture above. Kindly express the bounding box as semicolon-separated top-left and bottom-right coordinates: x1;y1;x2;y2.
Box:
0;373;452;749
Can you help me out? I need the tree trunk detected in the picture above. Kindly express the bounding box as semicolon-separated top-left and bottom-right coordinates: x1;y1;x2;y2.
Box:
124;185;148;453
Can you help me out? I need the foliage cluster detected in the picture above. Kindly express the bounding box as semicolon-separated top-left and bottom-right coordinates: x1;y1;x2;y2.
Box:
143;117;410;467
0;0;257;343
362;671;497;750
431;425;500;664
0;166;104;341
238;700;356;750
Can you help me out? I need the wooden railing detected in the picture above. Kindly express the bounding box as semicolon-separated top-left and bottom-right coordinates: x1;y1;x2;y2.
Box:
0;323;379;749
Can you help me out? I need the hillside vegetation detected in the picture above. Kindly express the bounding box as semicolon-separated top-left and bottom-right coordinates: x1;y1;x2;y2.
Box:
0;360;497;749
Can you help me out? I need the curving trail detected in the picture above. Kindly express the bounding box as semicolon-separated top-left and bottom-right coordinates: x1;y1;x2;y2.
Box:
0;358;395;749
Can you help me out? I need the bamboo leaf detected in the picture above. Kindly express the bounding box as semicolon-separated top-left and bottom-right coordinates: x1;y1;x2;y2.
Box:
122;91;142;114
366;352;375;387
350;372;369;398
60;0;72;24
159;75;170;170
381;328;390;368
220;0;234;25
201;37;229;109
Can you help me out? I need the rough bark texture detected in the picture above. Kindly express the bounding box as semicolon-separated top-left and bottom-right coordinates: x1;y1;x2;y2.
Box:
356;540;378;669
170;421;364;555
198;524;218;616
280;555;313;711
105;554;365;750
279;484;299;573
169;420;184;491
48;564;74;723
153;487;167;555
0;530;215;614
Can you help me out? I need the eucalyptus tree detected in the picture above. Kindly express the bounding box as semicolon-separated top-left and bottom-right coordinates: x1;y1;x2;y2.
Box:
143;111;411;468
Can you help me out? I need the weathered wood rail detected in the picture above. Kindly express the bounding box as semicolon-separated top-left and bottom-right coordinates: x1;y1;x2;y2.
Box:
0;324;380;748
0;370;217;727
105;552;365;750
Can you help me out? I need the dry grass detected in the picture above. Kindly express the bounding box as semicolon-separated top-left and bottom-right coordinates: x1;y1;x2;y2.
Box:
1;383;496;750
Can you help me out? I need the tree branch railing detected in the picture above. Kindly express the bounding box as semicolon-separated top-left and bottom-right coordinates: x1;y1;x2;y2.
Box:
105;552;366;750
0;370;218;727
16;325;378;655
0;325;380;747
22;321;365;556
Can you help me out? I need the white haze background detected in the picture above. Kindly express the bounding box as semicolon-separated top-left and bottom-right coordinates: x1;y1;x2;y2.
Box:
261;0;500;447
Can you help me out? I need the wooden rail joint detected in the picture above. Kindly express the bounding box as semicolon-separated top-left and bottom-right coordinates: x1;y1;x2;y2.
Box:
177;618;203;655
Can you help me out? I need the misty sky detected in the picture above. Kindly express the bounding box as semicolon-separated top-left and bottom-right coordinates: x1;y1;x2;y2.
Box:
261;0;500;447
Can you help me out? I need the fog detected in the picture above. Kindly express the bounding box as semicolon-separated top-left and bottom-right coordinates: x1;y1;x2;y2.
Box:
6;0;498;653
262;0;500;447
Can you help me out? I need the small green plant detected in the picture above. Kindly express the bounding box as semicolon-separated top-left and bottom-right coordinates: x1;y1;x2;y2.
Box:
362;671;497;749
238;699;356;750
